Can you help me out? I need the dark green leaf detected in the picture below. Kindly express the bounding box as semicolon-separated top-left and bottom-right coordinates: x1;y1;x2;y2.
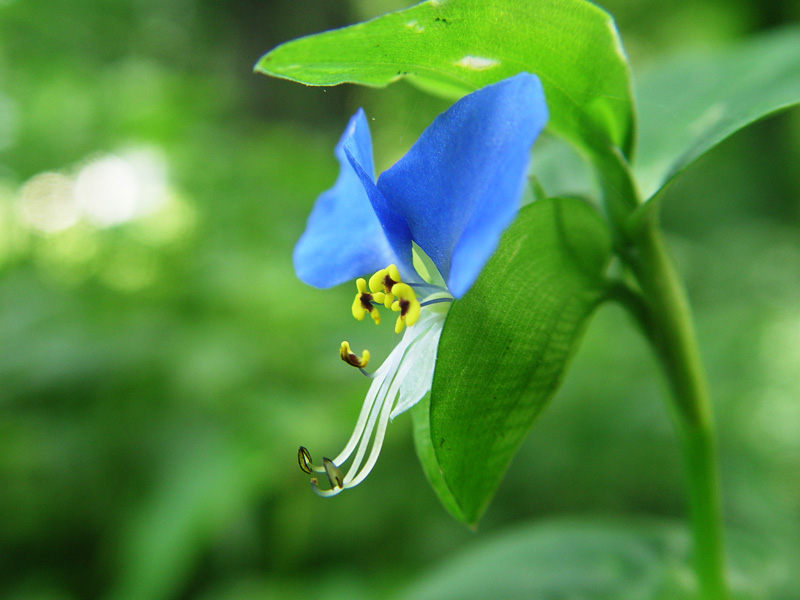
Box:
635;25;800;201
255;0;636;159
419;198;611;525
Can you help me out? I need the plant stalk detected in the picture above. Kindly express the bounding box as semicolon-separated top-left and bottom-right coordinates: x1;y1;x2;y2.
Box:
628;222;729;600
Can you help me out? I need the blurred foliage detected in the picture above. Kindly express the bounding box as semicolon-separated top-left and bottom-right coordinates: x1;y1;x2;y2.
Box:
0;0;798;599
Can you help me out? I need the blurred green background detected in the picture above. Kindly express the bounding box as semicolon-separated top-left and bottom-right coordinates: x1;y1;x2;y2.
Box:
1;0;799;598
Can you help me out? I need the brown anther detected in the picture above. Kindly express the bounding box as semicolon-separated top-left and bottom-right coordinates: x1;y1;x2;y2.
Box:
340;341;370;369
398;298;410;316
382;273;399;292
359;292;374;310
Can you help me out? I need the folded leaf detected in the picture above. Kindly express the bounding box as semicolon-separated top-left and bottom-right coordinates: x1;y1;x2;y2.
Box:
417;197;611;525
256;0;636;160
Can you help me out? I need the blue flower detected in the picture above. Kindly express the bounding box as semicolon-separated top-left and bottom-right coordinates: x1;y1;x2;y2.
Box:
294;73;547;495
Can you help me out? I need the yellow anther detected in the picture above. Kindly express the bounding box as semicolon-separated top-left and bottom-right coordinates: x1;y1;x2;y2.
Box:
369;264;402;308
340;341;370;368
352;278;380;324
390;282;420;333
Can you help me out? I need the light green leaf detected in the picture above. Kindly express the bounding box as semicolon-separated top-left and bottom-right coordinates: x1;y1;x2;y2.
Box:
635;25;800;201
256;0;636;159
400;517;794;600
399;519;696;600
421;197;611;525
111;433;264;600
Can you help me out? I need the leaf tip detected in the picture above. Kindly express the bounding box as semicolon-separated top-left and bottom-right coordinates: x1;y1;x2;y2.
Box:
253;52;272;75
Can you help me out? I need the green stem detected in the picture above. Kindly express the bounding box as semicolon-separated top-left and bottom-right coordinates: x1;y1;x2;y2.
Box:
627;222;729;600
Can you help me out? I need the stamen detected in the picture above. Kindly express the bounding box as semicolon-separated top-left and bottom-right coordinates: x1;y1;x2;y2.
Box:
304;362;399;497
300;313;446;496
298;446;313;474
369;264;402;308
390;283;420;333
335;359;397;475
329;354;396;466
406;281;441;292
339;341;370;369
342;327;428;488
420;297;453;307
323;458;344;489
351;278;381;324
341;375;396;488
297;446;325;474
310;479;344;497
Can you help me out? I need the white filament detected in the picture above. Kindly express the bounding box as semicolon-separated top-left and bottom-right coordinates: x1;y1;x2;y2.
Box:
310;310;445;495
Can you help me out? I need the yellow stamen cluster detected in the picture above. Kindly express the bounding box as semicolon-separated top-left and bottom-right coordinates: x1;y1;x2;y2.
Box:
351;278;380;324
352;264;420;334
343;265;422;372
368;264;402;308
340;341;370;368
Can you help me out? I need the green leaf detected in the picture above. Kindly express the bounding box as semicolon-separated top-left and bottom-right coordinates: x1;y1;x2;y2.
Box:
399;519;697;600
255;0;636;159
401;517;793;600
420;198;611;525
410;395;467;526
111;433;264;600
635;25;800;201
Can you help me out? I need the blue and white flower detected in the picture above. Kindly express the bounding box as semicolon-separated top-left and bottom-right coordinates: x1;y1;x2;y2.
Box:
294;73;547;495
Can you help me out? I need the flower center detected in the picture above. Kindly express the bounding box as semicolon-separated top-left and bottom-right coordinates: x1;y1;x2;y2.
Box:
352;264;422;334
298;263;454;496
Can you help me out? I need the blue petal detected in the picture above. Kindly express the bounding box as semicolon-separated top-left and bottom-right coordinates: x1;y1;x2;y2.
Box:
377;73;548;297
343;145;415;280
293;109;398;288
